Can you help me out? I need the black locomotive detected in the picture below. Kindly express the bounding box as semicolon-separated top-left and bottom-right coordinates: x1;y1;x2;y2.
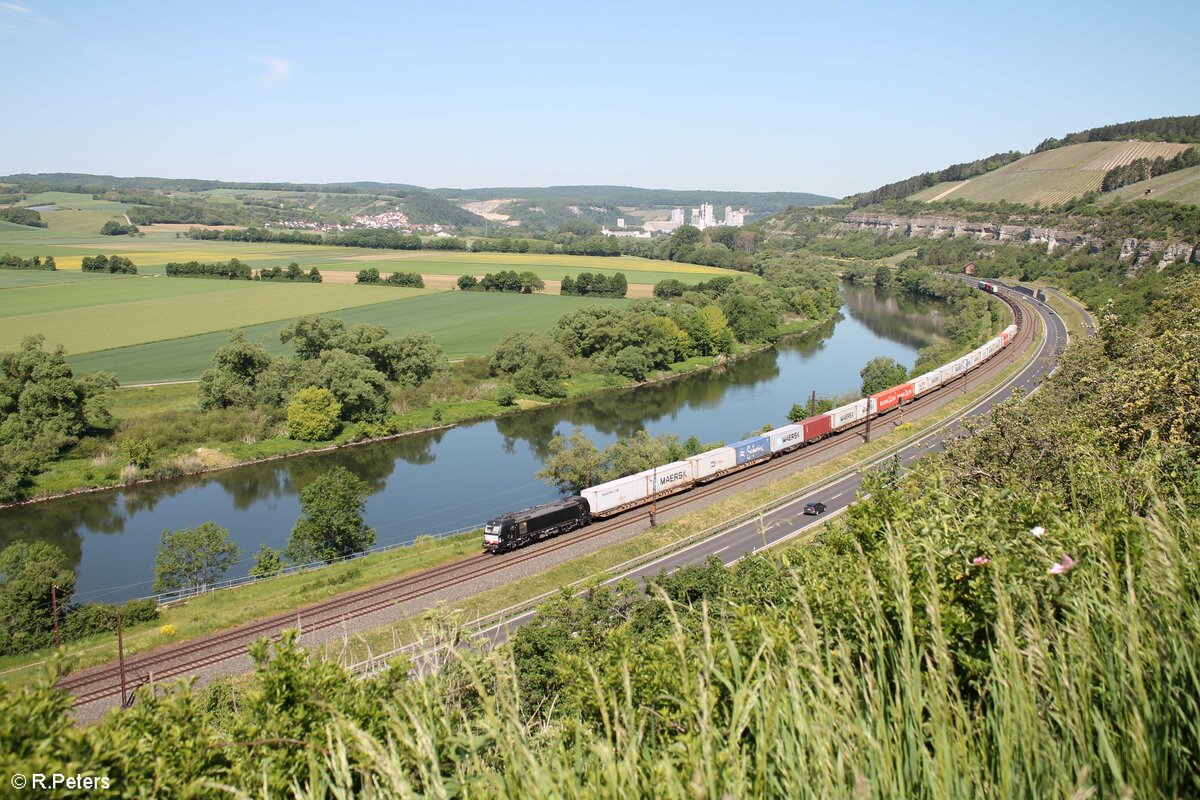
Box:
483;496;591;553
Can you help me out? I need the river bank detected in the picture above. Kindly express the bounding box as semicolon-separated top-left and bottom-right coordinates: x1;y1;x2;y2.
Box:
5;316;829;510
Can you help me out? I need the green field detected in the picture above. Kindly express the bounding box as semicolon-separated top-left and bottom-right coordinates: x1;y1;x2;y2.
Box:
0;277;436;355
69;291;630;383
908;141;1195;206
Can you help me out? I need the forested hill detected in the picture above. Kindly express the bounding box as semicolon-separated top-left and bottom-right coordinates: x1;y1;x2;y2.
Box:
1034;113;1200;152
433;185;837;213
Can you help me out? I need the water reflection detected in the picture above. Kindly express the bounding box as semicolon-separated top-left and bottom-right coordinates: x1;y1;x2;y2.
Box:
0;281;948;600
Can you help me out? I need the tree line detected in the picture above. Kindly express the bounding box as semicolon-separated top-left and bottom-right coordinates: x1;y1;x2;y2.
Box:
0;206;45;227
259;262;322;282
355;268;424;286
457;270;545;294
560;272;627;297
1101;146;1200;192
81;254;137;274
0;253;55;270
187;225;469;252
1035;113;1200;152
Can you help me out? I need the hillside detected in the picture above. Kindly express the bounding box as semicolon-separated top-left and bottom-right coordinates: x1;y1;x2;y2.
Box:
435;185;837;214
1102;163;1200;205
908;140;1193;206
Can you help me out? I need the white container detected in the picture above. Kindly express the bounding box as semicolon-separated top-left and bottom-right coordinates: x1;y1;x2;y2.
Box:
581;473;649;516
688;447;738;482
911;368;944;397
765;424;806;454
829;399;869;431
642;460;692;494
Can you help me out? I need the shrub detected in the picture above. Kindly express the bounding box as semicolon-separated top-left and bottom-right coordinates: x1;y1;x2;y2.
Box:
287;387;342;441
495;385;517;406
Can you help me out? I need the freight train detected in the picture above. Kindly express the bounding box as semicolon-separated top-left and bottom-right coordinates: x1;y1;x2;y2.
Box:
482;291;1020;553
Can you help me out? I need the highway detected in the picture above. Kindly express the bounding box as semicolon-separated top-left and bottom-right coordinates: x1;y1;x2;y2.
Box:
471;287;1076;650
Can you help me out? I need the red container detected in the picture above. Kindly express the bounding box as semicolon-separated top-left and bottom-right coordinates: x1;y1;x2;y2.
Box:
871;383;915;414
801;414;832;441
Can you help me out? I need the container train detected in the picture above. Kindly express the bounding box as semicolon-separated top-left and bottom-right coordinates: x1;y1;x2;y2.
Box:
482;292;1020;553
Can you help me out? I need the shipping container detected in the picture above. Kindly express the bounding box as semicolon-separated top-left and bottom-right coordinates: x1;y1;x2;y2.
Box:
687;447;737;482
870;382;915;414
946;356;970;380
643;460;693;495
730;436;771;466
801;413;832;441
765;424;805;454
581;473;649;517
829;399;869;431
911;369;944;397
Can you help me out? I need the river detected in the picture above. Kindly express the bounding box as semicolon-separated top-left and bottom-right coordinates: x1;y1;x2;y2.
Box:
0;282;948;603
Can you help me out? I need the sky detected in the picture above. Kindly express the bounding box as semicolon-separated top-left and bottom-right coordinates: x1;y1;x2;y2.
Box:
1;0;1197;198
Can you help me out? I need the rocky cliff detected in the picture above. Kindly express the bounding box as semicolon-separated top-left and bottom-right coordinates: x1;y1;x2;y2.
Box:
838;211;1200;272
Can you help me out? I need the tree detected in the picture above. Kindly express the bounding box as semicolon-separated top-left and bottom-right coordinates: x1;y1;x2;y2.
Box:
152;522;241;593
287;386;342;441
537;428;608;492
0;541;75;656
457;274;478;290
280;315;347;360
860;356;909;396
613;346;649;381
722;294;779;344
316;350;389;420
249;544;283;579
197;331;273;409
518;271;545;294
286;467;376;563
874;265;894;291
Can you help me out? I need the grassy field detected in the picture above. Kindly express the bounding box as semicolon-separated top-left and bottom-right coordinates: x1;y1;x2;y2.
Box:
908;141;1194;206
70;291;631;383
0;277;437;355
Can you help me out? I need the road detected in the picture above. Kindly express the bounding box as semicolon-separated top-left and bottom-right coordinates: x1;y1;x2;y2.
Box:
472;286;1077;650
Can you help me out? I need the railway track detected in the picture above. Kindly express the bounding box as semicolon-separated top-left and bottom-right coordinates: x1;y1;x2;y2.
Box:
62;293;1033;709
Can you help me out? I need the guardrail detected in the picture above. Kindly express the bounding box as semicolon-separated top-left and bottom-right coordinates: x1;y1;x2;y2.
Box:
346;296;1046;678
149;522;485;605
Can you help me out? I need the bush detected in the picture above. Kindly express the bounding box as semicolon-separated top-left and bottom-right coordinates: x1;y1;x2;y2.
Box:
384;271;424;287
456;274;478;290
355;268;381;284
495;385;517;406
120;437;157;469
100;219;138;236
287;387;342;441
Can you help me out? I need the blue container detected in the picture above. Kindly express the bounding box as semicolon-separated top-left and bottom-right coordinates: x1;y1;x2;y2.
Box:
731;436;771;466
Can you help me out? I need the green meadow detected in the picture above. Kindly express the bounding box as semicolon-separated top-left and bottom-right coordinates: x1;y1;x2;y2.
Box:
70;291;629;383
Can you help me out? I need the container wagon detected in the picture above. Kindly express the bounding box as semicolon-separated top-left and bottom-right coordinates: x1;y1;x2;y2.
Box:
688;447;738;483
765;424;806;455
829;399;869;432
731;435;771;466
910;368;945;397
483;497;590;552
870;383;915;415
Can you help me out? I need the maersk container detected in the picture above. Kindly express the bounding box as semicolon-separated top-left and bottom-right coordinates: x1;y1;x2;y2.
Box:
730;436;771;466
801;413;832;441
765;424;805;454
581;473;649;517
870;383;915;414
829;399;868;432
687;447;737;482
911;369;944;397
643;460;693;494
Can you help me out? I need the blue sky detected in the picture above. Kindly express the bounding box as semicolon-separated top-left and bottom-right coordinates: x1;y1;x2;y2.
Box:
1;0;1196;197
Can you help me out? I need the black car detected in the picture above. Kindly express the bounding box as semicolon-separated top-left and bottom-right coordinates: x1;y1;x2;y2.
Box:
803;501;827;515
